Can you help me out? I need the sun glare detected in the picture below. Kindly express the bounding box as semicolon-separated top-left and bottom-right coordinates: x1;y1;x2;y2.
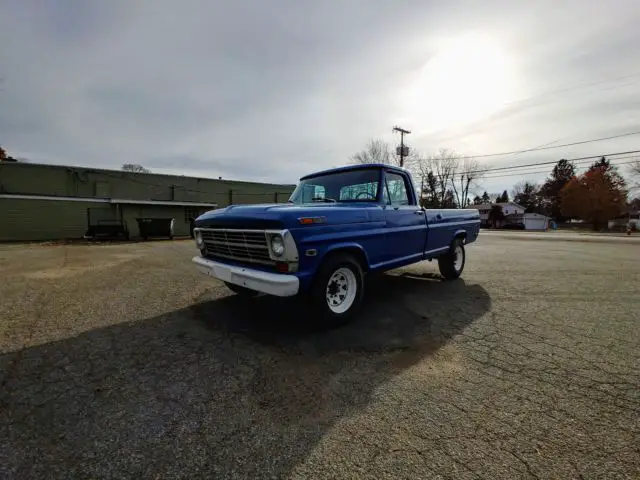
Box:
399;32;517;134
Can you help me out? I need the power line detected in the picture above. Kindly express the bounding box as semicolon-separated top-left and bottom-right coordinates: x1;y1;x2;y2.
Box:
453;131;640;161
487;161;634;177
482;156;637;178
482;160;637;180
503;71;640;106
471;149;640;175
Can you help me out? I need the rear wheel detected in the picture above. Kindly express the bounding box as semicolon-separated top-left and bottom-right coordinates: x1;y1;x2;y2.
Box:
224;282;260;297
310;253;364;325
438;239;465;280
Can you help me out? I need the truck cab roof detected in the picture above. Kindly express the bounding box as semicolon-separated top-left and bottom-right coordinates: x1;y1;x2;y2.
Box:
300;163;410;181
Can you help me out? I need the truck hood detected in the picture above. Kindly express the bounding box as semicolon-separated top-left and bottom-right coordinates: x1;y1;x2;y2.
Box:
195;203;379;230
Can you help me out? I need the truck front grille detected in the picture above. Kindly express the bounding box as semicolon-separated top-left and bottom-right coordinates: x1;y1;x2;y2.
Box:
200;228;274;266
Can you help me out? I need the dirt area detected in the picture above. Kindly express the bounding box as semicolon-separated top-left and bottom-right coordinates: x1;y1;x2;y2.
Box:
1;237;638;479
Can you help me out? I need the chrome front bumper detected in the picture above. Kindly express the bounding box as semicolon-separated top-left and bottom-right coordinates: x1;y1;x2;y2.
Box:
192;256;299;297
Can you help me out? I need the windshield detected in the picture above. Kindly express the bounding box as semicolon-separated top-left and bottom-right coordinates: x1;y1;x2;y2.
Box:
289;168;381;204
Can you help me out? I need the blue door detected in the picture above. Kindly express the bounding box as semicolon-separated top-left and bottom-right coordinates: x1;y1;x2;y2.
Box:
382;170;427;264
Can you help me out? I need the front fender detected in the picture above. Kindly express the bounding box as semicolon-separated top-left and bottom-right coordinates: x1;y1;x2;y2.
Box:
294;241;371;293
322;242;371;268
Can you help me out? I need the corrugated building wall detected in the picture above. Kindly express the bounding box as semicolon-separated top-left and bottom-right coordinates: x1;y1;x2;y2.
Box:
0;198;111;241
0;162;296;241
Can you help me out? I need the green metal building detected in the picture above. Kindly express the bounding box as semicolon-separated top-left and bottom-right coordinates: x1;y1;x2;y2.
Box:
0;162;295;242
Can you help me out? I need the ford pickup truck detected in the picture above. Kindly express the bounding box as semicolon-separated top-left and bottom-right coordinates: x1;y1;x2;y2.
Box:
193;164;480;323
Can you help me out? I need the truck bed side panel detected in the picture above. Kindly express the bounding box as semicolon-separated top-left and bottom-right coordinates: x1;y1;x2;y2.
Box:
424;209;480;256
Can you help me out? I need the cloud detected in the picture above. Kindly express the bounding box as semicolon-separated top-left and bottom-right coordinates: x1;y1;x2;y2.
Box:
1;0;640;191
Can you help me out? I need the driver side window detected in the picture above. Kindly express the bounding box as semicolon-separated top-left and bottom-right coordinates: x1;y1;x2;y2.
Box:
339;182;378;201
384;172;410;205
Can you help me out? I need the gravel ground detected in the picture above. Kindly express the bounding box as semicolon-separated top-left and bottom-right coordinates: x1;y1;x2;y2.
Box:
0;237;638;479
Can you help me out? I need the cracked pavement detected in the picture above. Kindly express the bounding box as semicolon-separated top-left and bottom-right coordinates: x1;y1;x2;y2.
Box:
0;236;638;479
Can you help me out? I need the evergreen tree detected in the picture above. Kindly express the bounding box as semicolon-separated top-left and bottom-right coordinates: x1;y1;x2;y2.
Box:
540;159;576;220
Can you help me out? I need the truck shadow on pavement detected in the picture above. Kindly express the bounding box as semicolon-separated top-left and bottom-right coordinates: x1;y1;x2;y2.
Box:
1;272;490;480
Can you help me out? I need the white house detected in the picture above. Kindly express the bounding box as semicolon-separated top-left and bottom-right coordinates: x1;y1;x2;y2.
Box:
499;202;526;216
474;202;550;230
475;202;526;227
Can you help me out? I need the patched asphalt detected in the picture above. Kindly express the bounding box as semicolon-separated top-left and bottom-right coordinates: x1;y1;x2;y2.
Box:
1;235;638;479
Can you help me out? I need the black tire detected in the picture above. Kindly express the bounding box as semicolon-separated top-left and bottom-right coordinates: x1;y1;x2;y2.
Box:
310;253;365;325
224;282;260;297
438;238;466;280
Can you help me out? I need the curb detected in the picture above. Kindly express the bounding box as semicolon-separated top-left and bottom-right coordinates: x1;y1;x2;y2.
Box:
480;233;640;245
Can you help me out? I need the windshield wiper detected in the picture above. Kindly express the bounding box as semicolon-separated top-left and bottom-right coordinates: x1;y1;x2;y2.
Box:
312;197;337;203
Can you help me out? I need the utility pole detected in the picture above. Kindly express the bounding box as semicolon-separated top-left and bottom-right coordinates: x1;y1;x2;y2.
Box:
393;126;411;167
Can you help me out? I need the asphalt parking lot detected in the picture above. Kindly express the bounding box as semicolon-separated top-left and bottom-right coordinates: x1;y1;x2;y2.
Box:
1;234;638;479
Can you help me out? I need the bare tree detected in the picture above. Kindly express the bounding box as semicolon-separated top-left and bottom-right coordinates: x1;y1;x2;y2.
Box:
122;163;150;173
396;149;421;171
511;181;526;201
451;157;484;208
422;148;460;207
413;148;482;208
350;138;421;169
350;139;392;165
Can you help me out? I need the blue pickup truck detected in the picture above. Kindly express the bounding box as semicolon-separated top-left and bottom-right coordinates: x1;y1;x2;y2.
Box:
193;164;480;323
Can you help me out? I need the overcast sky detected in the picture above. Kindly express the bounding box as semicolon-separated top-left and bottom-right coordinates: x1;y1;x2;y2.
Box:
1;0;639;193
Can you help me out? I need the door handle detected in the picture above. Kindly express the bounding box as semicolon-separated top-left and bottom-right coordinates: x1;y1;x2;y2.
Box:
414;210;424;215
435;213;443;220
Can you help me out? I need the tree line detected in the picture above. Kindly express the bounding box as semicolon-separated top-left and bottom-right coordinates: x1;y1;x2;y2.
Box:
350;138;640;228
0;145;19;162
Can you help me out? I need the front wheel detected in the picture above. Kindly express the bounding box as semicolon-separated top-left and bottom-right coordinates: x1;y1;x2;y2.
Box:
438;239;466;280
311;253;364;325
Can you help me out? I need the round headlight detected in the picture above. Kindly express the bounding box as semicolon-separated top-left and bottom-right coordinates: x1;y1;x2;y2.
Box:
271;235;285;257
195;230;203;247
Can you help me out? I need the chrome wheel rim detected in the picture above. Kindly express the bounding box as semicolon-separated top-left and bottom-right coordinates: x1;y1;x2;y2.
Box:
325;267;357;314
453;245;464;272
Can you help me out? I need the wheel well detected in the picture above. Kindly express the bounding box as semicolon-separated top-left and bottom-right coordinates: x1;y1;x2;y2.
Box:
323;247;369;272
454;231;467;242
